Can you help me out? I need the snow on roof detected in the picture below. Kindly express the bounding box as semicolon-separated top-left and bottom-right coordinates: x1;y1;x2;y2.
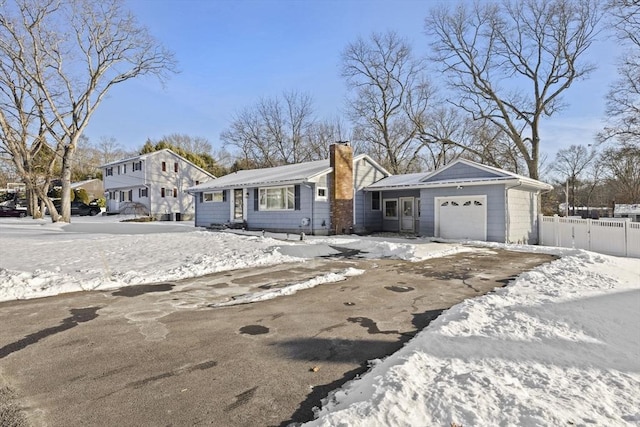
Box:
366;173;427;189
615;204;640;214
189;158;332;191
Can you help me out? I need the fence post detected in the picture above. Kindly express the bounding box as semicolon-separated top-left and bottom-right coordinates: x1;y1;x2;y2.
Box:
625;218;629;258
553;214;559;247
587;218;592;251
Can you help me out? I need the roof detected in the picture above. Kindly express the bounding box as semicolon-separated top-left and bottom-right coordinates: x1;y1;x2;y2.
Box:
189;159;332;191
188;153;389;192
615;204;640;215
100;149;216;179
366;159;552;191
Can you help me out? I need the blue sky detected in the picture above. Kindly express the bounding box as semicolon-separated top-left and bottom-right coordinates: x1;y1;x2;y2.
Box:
84;0;621;163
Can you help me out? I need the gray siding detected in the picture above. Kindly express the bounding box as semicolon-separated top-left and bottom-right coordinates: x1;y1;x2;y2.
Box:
354;158;387;231
380;190;421;232
246;185;317;234
194;190;230;227
424;163;502;182
507;187;538;244
420;185;507;242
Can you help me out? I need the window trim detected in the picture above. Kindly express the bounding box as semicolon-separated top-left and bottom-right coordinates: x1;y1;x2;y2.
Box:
371;191;381;211
383;198;399;220
203;190;226;203
316;186;328;201
258;185;295;211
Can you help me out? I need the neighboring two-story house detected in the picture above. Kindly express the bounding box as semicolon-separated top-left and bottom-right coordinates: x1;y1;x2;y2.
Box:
101;149;215;220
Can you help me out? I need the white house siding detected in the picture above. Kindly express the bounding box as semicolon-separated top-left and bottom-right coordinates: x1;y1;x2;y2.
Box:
420;185;506;242
423;162;500;182
507;187;539;244
353;159;388;232
144;151;211;220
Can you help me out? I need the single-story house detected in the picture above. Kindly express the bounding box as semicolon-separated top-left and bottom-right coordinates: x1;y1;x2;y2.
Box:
188;143;389;235
101;149;215;220
365;159;553;244
189;144;553;244
614;204;640;222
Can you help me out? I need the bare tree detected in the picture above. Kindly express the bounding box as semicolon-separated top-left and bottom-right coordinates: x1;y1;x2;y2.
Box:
599;143;640;202
0;0;176;222
221;91;317;167
600;0;640;146
0;19;61;218
341;31;435;173
426;0;602;180
552;144;597;214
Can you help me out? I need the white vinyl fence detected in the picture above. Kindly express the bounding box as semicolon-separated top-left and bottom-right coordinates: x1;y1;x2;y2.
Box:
539;215;640;258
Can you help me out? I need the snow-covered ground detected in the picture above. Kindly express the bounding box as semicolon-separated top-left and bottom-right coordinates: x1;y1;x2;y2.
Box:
1;216;638;426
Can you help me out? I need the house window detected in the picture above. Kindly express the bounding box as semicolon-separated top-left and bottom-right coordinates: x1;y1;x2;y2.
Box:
106;167;113;176
123;164;127;174
203;191;225;202
174;162;178;173
109;191;116;200
162;162;166;172
161;188;166;198
133;161;142;171
371;191;381;211
259;186;295;211
316;187;327;201
173;188;177;197
120;190;131;202
117;165;121;175
139;188;148;198
383;199;398;219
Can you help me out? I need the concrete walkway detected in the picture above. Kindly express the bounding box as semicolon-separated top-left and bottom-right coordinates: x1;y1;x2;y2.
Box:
0;247;555;427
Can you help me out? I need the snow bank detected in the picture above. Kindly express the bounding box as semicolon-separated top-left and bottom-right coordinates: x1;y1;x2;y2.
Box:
211;267;364;307
306;251;640;426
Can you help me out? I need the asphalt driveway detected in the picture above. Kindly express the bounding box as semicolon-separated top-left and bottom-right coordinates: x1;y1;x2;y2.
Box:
0;247;556;426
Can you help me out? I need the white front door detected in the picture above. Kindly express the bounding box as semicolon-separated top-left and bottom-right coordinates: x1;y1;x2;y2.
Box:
400;197;415;232
436;195;487;240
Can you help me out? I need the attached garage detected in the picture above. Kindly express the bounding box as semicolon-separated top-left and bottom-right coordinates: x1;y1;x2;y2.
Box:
435;195;486;240
364;159;553;244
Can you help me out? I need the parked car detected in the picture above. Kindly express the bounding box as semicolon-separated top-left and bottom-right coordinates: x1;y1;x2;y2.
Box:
51;200;101;216
0;205;27;218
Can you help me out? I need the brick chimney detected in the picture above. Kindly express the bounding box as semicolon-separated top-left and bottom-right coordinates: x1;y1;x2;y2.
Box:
330;142;354;234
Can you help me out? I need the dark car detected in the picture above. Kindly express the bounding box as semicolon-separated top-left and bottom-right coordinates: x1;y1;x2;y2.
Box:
52;200;101;216
0;205;27;218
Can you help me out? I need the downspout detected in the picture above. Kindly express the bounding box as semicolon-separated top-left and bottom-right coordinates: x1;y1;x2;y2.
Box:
303;183;314;235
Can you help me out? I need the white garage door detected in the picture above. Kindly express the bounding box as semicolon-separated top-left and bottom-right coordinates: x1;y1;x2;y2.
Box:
436;195;487;240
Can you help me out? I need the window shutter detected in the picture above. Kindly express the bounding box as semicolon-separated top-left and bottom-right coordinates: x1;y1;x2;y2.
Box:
254;189;259;211
199;193;203;203
222;190;227;202
294;185;301;210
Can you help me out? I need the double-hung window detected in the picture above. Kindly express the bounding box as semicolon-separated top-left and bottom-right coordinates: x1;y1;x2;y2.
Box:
383;199;398;219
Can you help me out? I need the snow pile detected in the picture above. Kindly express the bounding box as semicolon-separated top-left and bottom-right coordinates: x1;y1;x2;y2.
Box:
0;223;298;301
211;267;364;307
306;251;640;427
303;235;474;261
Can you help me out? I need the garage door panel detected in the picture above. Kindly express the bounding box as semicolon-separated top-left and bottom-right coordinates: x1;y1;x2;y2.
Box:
437;196;487;240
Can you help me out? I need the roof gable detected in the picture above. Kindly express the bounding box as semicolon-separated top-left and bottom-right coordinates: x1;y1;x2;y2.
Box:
421;159;506;182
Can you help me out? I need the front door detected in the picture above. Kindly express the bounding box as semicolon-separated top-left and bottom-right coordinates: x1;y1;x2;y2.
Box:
233;189;244;221
400;197;415;232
